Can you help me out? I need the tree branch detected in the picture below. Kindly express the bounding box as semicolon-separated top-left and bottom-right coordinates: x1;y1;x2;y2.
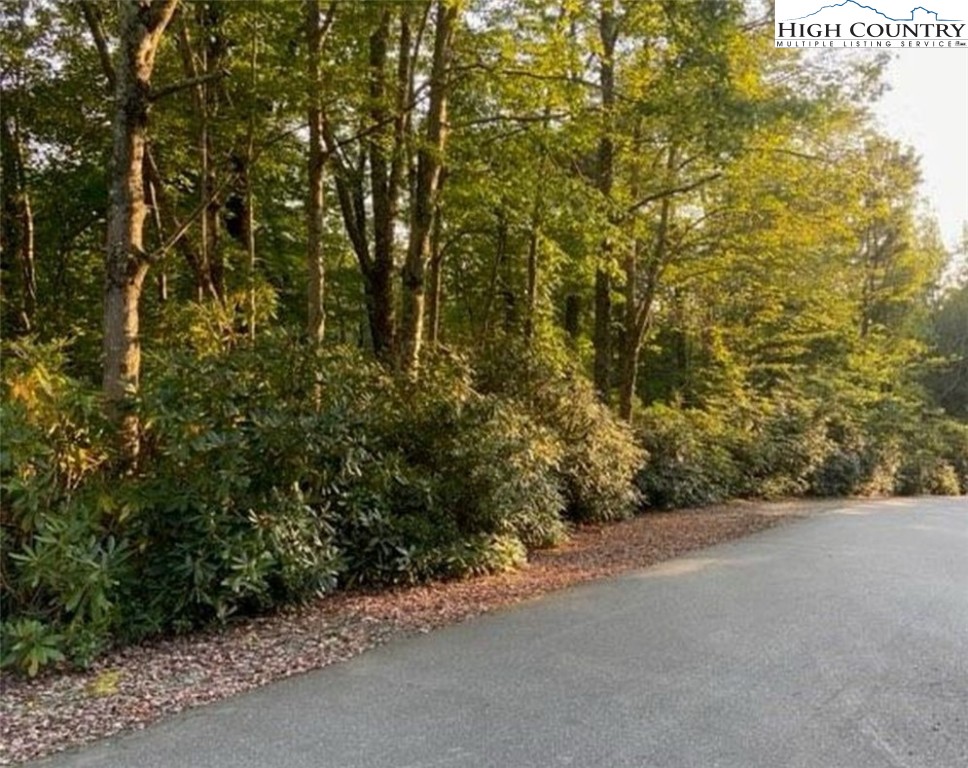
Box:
626;172;722;216
320;1;338;38
79;0;116;89
451;111;573;129
150;70;226;101
146;173;235;264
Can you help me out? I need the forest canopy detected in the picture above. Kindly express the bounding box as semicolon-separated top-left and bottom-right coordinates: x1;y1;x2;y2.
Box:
1;0;966;676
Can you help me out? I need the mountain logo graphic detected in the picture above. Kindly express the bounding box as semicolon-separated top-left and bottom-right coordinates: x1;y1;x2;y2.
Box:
783;1;962;22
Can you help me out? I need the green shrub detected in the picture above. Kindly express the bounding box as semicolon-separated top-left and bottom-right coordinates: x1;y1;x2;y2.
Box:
937;420;968;493
868;402;968;497
130;338;358;624
810;448;866;497
1;340;122;666
926;461;961;495
473;339;643;522
730;393;830;499
1;619;66;677
808;418;899;498
437;533;528;578
635;403;739;509
337;357;566;586
896;456;961;496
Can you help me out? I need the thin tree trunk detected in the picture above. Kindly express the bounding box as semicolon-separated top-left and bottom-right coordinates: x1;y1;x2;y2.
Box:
175;13;222;301
593;0;617;401
481;210;508;340
618;148;643;422
102;0;179;461
617;254;643;422
427;201;444;347
525;211;539;341
324;120;391;356
245;25;258;341
593;270;612;398
146;176;168;302
306;0;326;346
0;116;36;334
564;294;581;343
367;6;397;361
399;0;456;373
199;3;225;298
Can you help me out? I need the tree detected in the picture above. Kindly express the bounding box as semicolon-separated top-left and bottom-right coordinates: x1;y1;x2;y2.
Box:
101;0;178;458
0;1;38;335
591;0;617;400
398;0;458;373
304;0;333;346
322;3;411;360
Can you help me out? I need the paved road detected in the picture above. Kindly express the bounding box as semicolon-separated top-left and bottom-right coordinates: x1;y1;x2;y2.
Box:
38;497;968;768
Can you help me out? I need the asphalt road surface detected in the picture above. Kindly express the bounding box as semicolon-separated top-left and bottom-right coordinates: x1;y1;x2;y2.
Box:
36;497;968;768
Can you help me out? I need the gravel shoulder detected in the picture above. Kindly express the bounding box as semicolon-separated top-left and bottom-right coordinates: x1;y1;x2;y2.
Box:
0;499;844;765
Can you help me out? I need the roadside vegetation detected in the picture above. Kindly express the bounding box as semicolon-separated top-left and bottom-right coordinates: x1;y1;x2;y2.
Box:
2;0;966;677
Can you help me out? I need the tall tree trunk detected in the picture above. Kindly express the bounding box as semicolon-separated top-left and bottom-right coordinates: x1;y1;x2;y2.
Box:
0;115;36;335
618;236;639;421
305;0;328;346
593;270;612;397
145;174;168;302
426;201;444;347
481;210;510;340
244;24;258;341
366;6;398;361
525;219;538;341
199;2;225;298
593;0;616;400
102;0;178;461
399;0;456;373
83;0;216;312
325;124;392;356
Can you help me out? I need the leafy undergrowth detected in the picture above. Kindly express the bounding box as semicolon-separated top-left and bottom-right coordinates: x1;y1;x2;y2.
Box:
0;499;838;766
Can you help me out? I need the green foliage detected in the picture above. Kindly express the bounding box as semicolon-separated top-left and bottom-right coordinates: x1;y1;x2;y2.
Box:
926;277;968;420
3;0;965;680
635;404;739;509
637;390;835;509
1;619;65;677
336;355;566;586
1;340;121;664
0;337;583;672
894;416;968;496
439;534;528;579
730;393;831;500
474;339;644;522
808;400;902;498
937;421;968;493
635;381;968;507
129;337;358;625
